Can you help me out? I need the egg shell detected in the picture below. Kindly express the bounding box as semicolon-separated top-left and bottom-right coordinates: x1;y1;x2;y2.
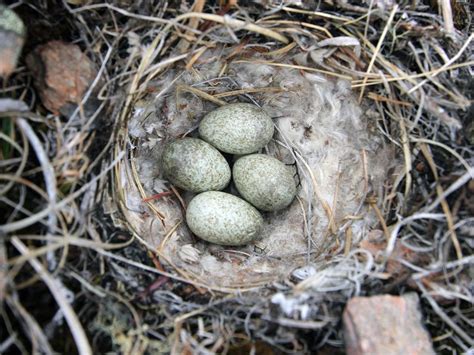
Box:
199;103;274;154
186;191;263;246
161;138;231;193
233;154;297;211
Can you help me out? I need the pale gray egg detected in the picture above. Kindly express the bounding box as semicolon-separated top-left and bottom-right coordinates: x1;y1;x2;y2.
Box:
199;103;274;154
186;191;263;246
233;154;297;211
161;138;231;192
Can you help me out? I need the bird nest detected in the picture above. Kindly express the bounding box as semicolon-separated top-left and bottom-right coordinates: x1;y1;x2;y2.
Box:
1;1;473;354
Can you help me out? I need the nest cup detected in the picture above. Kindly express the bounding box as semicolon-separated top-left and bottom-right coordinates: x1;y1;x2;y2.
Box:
122;46;393;290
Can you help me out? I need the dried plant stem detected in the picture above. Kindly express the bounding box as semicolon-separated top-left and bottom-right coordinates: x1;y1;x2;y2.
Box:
176;84;227;106
177;0;207;52
280;6;350;21
11;237;92;355
257;20;333;38
235;60;353;80
15;118;57;235
408;33;473;94
358;5;398;102
0;126;28;196
174;12;289;44
419;144;462;260
368;198;390;242
426;168;474;212
129;154;166;220
344;227;352;256
0;152;124;234
294;151;337;234
351;60;474;88
417;281;474;347
440;0;455;34
6;296;54;355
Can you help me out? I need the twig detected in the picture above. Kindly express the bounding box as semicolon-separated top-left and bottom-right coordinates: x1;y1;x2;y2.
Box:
440;0;455;35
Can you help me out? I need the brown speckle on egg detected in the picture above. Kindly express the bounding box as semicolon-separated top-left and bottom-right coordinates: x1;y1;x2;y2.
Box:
233;154;297;211
162;138;231;192
186;191;263;246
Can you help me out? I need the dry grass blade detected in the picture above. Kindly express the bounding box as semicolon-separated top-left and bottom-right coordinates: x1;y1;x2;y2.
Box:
358;5;398;102
1;152;124;234
407;33;473;94
419;143;462;259
11;238;92;355
5;296;54;355
417;281;474;347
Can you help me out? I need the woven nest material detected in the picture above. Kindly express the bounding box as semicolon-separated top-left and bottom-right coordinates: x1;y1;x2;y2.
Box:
122;49;394;290
1;1;473;354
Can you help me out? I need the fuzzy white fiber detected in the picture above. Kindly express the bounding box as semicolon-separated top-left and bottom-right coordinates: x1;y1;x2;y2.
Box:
124;49;394;288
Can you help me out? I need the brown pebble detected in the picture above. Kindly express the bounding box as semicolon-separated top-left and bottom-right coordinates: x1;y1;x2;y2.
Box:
26;40;97;114
343;293;435;355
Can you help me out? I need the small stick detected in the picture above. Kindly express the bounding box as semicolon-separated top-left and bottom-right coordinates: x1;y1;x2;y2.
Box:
177;0;207;52
170;185;187;211
419;143;462;260
368;195;390;242
185;46;208;70
344;227;352;256
440;0;455;35
142;191;173;202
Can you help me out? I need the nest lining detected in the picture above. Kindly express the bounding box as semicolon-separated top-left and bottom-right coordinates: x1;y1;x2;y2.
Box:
123;47;395;289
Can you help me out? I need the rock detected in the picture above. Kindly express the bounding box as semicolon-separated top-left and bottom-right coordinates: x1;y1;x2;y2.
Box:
0;5;25;77
343;293;435;355
26;40;97;114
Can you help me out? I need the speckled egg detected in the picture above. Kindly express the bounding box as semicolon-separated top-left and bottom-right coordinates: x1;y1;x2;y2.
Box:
233;154;297;211
186;191;263;246
161;138;231;192
199;103;274;154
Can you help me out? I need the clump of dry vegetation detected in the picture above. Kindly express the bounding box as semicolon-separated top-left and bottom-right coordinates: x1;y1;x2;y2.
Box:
0;1;472;353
